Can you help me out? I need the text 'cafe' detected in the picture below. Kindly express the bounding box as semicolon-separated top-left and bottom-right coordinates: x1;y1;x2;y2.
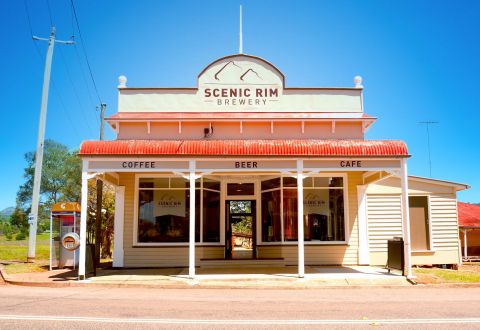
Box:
77;54;468;279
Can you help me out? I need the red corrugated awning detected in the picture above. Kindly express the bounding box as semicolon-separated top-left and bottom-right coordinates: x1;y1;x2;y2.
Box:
458;202;480;228
79;139;409;157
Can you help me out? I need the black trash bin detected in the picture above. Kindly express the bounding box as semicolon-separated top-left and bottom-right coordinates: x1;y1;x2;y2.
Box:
387;237;404;275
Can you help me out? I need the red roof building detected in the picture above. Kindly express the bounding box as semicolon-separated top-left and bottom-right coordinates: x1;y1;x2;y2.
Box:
75;53;469;280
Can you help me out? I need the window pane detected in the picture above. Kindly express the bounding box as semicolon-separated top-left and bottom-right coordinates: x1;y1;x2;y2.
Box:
170;177;188;188
229;201;252;214
304;188;344;241
283;177;297;187
203;190;220;242
283;189;298;241
203;178;220;191
303;177;313;188
227;183;254;195
313;177;343;188
261;190;281;242
261;177;280;191
137;189;200;243
139;178;168;188
283;187;345;242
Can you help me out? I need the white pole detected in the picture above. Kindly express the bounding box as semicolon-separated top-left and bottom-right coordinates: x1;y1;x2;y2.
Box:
78;170;89;280
297;160;305;278
112;186;125;268
400;159;413;278
27;27;56;262
189;160;196;279
239;5;243;54
463;229;468;259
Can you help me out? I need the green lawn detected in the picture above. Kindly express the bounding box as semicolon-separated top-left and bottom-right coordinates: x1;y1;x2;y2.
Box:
0;233;50;261
414;267;480;283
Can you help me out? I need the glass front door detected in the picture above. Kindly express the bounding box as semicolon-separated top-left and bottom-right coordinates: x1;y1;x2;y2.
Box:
225;200;256;259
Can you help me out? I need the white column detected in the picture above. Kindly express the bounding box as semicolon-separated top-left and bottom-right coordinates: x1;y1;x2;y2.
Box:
400;159;413;278
112;186;125;268
297;160;305;278
463;229;468;259
78;168;89;280
357;185;370;265
189;160;196;279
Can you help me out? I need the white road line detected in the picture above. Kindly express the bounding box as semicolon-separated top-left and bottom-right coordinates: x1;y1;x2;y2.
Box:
0;315;480;325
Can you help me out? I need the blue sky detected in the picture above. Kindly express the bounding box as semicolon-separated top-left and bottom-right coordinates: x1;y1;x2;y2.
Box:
0;0;478;210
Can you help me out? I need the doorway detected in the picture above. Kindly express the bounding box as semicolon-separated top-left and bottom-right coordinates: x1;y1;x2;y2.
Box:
225;200;256;259
409;196;431;251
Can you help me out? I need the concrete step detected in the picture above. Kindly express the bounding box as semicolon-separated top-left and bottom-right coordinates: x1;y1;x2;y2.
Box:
199;258;286;268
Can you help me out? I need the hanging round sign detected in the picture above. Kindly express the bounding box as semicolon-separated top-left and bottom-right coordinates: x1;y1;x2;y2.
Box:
61;233;80;251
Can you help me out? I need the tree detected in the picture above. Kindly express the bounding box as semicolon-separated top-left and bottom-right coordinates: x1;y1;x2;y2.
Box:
15;139;82;233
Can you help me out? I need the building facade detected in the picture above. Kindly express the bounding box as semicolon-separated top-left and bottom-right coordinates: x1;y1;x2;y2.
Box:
77;54;467;279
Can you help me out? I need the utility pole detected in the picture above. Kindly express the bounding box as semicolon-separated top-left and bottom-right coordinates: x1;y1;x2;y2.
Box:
419;121;438;177
95;103;106;265
28;27;73;262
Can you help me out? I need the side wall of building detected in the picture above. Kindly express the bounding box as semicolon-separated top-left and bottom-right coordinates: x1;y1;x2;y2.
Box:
366;177;461;265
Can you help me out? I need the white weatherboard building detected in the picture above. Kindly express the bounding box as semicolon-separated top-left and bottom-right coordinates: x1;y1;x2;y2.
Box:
78;54;468;279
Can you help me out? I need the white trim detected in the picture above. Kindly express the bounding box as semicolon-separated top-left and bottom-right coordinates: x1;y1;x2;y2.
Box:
400;159;413;279
357;185;370;265
188;160;196;279
112;186;125;267
297;159;305;278
78;160;89;280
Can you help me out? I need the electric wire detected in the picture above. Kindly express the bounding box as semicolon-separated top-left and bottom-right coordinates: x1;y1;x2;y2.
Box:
58;46;96;136
67;0;99;125
23;0;83;141
45;0;54;26
69;0;103;105
73;44;100;126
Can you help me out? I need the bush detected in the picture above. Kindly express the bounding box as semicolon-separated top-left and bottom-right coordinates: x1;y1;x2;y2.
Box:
15;232;26;240
5;232;13;240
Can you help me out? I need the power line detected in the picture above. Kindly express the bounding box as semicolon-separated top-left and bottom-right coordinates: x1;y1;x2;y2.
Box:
419;121;439;177
23;0;83;142
58;46;96;136
69;0;103;105
73;44;99;125
45;0;54;26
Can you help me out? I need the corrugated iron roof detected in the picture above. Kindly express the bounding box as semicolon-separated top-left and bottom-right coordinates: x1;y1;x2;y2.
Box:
79;139;409;157
458;202;480;228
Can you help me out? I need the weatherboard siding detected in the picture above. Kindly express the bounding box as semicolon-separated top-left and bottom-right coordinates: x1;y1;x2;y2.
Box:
366;187;460;265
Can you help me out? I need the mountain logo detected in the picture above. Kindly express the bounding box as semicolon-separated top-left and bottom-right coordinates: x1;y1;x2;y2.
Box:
203;61;280;106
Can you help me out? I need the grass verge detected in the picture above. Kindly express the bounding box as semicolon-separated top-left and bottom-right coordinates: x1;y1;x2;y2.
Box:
414;267;480;284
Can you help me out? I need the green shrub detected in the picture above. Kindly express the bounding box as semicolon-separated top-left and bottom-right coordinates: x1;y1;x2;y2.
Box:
5;232;13;240
15;232;26;240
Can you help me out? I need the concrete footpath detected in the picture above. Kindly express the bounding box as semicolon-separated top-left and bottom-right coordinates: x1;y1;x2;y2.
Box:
0;265;411;289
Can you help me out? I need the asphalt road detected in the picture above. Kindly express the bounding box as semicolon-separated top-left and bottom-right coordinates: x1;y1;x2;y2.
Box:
0;284;479;329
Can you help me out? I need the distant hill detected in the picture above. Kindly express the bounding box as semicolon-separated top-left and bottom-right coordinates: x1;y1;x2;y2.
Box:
0;207;14;217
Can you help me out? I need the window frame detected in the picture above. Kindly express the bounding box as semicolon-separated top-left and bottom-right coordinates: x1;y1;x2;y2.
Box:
259;173;349;245
133;173;222;247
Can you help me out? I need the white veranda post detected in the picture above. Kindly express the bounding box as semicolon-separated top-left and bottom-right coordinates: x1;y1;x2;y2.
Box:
400;159;413;279
78;170;89;280
297;160;305;278
189;160;196;279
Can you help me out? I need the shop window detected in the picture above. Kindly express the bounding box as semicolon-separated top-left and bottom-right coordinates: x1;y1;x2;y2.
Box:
283;176;345;242
261;177;281;191
203;189;220;242
261;189;282;242
137;177;220;244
